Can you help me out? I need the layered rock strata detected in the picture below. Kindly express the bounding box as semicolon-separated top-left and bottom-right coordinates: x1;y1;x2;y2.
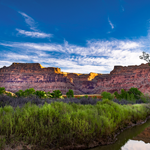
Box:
0;62;150;96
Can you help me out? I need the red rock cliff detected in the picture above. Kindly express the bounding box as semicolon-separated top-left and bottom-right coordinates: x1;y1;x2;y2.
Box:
0;62;150;96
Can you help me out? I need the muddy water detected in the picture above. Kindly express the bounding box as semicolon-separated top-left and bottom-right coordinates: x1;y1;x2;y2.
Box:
89;119;150;150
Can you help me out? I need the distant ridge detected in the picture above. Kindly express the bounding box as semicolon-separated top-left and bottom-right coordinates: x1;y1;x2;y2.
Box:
0;62;150;96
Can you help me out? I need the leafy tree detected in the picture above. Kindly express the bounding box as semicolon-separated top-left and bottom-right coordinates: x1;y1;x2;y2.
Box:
66;89;74;98
51;90;62;98
127;87;142;100
15;90;25;98
35;90;47;99
139;51;150;66
101;91;114;100
120;89;128;100
113;91;122;101
23;88;36;97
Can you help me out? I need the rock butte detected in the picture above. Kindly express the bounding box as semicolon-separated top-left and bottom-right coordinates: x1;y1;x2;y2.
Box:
0;62;150;96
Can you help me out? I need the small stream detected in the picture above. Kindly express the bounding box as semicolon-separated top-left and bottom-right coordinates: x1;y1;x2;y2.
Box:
89;119;150;150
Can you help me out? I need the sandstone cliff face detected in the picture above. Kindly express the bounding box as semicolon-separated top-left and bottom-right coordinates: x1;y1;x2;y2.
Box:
0;62;150;96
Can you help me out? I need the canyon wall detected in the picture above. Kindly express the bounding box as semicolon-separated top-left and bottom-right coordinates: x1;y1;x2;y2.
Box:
0;62;150;96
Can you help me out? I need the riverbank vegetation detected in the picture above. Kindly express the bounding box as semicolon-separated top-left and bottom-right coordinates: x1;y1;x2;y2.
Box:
0;87;150;149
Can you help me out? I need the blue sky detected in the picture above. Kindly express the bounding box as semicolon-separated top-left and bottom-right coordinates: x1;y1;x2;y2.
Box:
1;0;150;74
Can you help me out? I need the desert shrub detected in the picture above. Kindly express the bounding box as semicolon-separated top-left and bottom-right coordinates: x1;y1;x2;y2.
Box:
66;89;74;98
138;93;150;103
91;96;97;99
45;91;54;98
113;87;143;102
0;87;5;95
5;93;14;98
113;91;122;101
120;89;128;100
113;89;129;100
127;87;142;100
34;90;47;99
128;93;136;103
101;91;114;100
84;95;88;98
50;90;63;99
15;90;26;98
23;88;36;97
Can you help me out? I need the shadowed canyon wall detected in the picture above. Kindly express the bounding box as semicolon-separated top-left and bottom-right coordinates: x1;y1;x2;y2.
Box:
0;62;150;95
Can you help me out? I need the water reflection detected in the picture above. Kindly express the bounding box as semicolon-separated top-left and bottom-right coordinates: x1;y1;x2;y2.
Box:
89;119;150;150
122;140;150;150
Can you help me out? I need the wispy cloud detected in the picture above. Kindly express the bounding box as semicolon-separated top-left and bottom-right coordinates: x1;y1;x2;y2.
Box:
0;37;146;74
17;11;53;39
16;29;53;38
108;17;114;29
18;11;37;31
121;5;124;12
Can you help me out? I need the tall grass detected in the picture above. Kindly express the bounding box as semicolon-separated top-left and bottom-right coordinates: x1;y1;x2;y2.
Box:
0;98;150;149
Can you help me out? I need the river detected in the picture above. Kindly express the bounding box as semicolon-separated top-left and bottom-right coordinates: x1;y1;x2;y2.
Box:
89;119;150;150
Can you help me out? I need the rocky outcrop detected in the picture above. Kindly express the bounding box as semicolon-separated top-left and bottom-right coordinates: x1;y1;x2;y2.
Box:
0;62;150;96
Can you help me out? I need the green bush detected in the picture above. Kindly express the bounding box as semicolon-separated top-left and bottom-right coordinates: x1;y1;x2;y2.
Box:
84;95;88;98
23;88;36;97
113;91;122;100
35;90;47;99
45;91;54;98
113;87;143;102
15;90;26;98
138;93;150;103
101;91;114;100
120;89;128;100
6;93;14;98
0;87;5;95
127;87;142;100
50;90;62;99
66;89;74;98
113;89;129;100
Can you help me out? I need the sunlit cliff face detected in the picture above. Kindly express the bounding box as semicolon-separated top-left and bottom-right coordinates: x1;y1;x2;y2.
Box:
39;64;45;68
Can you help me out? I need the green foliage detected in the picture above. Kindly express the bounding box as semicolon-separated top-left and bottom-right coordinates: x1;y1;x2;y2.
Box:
5;93;13;98
101;91;114;100
84;95;88;98
120;89;128;100
127;87;142;100
45;91;54;98
0;96;150;149
23;88;36;97
113;91;122;101
15;90;25;98
0;87;5;95
66;89;74;98
35;90;47;99
50;90;62;99
113;87;143;103
138;93;150;103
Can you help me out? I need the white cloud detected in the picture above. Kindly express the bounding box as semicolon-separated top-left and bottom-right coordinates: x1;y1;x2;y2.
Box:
17;11;52;39
122;140;150;150
16;29;53;38
108;17;114;29
0;38;147;74
18;11;37;31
